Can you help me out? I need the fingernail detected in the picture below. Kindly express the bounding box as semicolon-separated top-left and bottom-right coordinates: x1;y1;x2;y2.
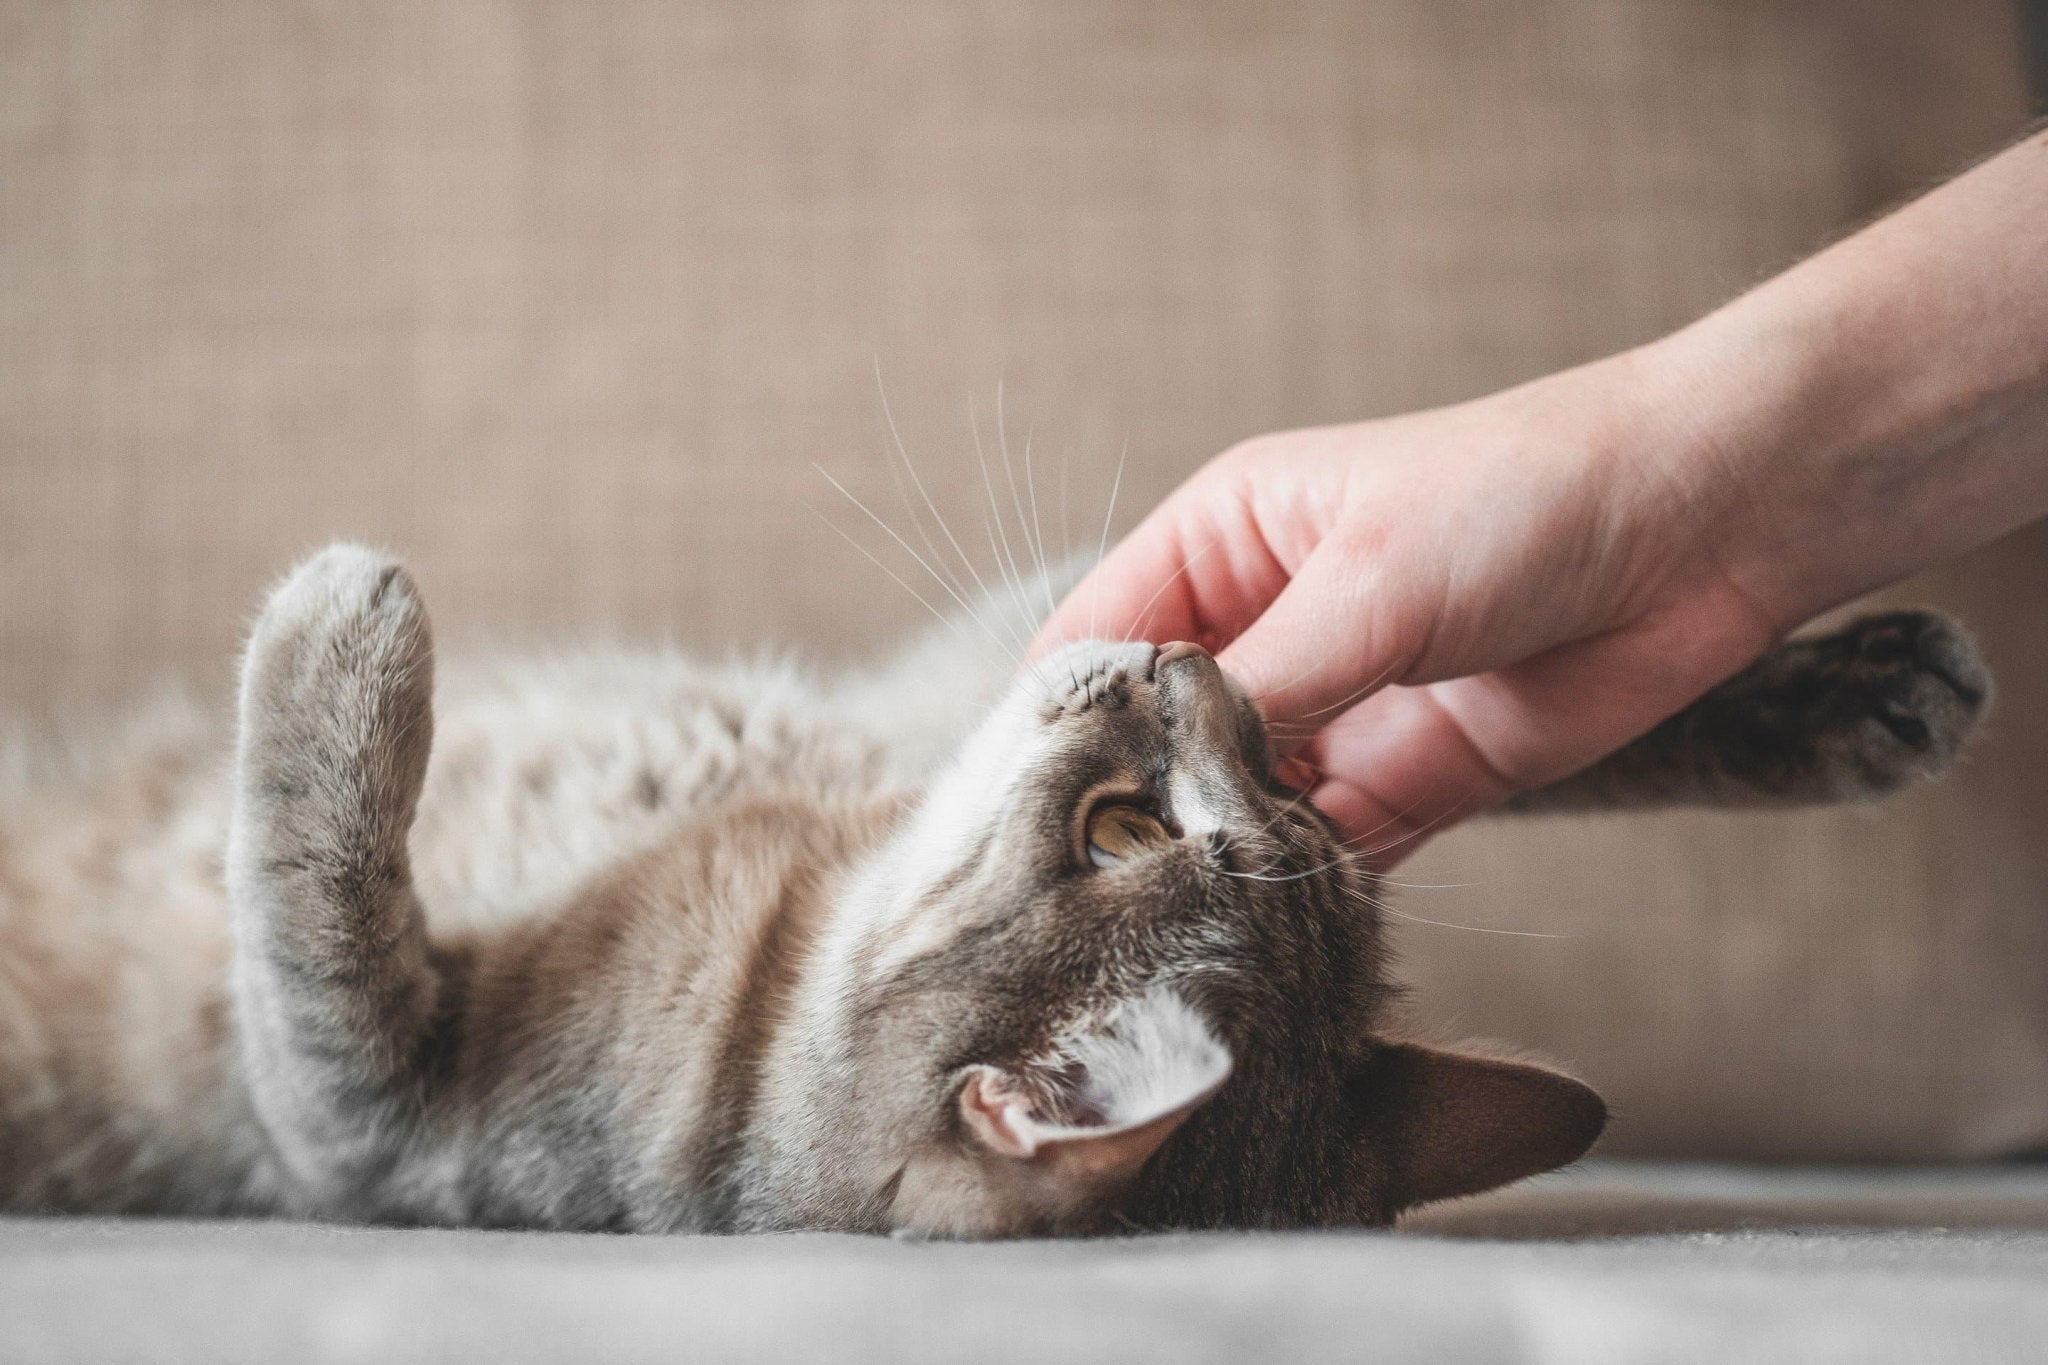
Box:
1274;756;1316;792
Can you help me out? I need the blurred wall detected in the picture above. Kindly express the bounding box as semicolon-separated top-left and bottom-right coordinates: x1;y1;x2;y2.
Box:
2;1;2041;1157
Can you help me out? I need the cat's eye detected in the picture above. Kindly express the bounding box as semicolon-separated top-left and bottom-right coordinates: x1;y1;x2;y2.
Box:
1085;804;1172;868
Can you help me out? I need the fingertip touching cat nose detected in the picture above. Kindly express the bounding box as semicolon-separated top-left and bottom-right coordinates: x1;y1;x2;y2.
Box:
1154;641;1227;695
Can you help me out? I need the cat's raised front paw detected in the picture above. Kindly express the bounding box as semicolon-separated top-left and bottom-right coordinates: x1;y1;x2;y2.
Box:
238;543;435;804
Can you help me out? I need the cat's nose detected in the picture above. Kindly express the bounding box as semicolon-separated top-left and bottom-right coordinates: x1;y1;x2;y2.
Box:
1153;639;1236;726
1154;640;1228;697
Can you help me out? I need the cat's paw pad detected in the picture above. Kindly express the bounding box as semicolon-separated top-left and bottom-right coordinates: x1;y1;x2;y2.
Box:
1796;610;1989;794
239;544;435;786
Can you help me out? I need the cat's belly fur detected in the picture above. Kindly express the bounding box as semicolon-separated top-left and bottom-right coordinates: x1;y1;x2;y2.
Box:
0;651;920;1216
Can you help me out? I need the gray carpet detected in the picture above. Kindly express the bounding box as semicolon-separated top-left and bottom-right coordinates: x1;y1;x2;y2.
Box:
6;1163;2048;1364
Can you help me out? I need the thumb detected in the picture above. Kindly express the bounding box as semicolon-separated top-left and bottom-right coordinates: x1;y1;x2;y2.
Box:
1292;582;1781;858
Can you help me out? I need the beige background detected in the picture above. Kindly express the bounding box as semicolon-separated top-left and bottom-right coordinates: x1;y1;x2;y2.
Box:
2;1;2041;1157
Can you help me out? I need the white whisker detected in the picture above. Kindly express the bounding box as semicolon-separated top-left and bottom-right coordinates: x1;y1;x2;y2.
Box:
814;466;1021;664
1057;452;1074;564
806;505;975;650
970;396;1041;640
874;377;971;607
1055;449;1077;649
1256;658;1403;723
1235;761;1324;850
1337;794;1430;851
1120;543;1217;644
1347;802;1466;863
1091;440;1128;642
874;364;1031;658
1378;907;1573;938
994;380;1051;620
1339;881;1575;939
1221;856;1352;883
1021;424;1058;620
1374;878;1481;891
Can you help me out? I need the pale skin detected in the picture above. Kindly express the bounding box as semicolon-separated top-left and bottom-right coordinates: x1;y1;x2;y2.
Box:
1034;129;2048;864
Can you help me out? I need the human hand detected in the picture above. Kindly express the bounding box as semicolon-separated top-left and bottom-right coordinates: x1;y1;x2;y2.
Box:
1033;132;2048;863
1031;350;1784;863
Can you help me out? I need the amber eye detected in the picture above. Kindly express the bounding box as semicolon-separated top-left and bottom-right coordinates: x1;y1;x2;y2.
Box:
1085;804;1172;868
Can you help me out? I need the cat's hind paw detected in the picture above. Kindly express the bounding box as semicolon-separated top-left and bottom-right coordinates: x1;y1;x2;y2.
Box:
1736;609;1990;800
1504;608;1990;815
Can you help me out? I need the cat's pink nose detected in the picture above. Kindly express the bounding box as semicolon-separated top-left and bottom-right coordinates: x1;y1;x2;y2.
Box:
1155;640;1210;667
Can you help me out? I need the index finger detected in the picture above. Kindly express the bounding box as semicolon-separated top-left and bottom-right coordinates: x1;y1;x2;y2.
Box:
1027;479;1290;660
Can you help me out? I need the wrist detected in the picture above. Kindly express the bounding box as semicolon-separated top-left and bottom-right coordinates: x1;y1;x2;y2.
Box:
1625;283;2045;630
1624;298;1885;629
1624;134;2048;628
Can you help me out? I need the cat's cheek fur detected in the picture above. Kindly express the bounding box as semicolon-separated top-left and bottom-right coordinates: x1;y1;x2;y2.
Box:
831;664;1080;982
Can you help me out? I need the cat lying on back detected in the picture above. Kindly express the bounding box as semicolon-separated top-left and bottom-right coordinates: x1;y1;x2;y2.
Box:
0;545;1989;1234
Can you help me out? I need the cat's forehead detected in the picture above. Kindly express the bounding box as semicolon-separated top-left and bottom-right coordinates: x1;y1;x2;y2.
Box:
1016;640;1274;813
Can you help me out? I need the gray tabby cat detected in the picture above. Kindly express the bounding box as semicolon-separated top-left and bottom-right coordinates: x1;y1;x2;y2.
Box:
0;544;1988;1234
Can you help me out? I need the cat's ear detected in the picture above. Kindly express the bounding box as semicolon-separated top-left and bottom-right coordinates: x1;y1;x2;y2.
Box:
1352;1041;1605;1213
958;987;1232;1188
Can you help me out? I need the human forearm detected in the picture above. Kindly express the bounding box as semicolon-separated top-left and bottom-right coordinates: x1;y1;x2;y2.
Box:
1035;128;2048;851
1644;128;2048;629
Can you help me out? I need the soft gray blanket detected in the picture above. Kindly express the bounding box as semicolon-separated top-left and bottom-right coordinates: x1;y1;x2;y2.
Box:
6;1162;2048;1364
